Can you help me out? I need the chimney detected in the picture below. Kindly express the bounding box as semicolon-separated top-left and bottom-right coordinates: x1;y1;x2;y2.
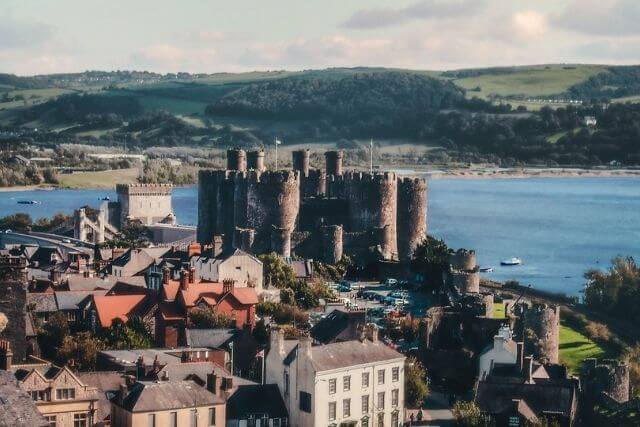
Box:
221;376;234;391
162;267;170;285
180;270;189;291
0;340;13;370
357;324;366;342
299;335;312;359
125;375;136;387
118;383;127;406
207;372;217;394
136;355;145;379
516;342;524;370
270;328;285;355
366;323;379;343
152;355;161;374
223;279;235;294
189;267;196;284
188;242;201;257
523;356;533;383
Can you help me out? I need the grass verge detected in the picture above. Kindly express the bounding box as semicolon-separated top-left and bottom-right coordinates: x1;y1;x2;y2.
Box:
57;168;139;189
559;324;609;373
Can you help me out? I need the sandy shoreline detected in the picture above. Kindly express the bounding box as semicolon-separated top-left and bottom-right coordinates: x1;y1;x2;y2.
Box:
0;168;639;192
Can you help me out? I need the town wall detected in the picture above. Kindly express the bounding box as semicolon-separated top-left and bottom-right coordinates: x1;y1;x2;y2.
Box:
397;177;427;261
582;358;630;403
523;303;560;364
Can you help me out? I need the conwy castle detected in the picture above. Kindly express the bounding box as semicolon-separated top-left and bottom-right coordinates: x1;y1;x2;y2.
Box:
197;149;428;263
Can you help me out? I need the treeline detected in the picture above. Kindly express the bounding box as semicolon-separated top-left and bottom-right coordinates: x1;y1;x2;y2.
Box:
566;66;640;100
0;162;59;187
584;257;640;324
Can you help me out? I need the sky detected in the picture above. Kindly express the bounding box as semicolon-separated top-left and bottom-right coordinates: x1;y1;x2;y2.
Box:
1;0;640;75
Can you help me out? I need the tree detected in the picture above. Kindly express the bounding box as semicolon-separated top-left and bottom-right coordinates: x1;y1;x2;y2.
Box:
452;401;494;427
411;236;453;288
258;253;297;289
0;213;33;233
102;317;153;349
59;332;104;370
584;257;640;322
189;308;234;329
37;312;69;360
405;356;429;408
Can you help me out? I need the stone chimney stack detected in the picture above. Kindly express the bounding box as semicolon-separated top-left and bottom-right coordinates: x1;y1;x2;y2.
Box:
180;270;189;291
357;324;366;342
136;355;145;379
189;267;196;284
270;328;285;356
207;372;217;394
0;340;13;370
523;356;533;383
223;279;235;294
118;383;127;406
299;335;312;359
366;323;379;343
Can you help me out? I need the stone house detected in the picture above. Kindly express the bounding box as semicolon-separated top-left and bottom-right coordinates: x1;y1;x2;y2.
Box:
478;326;520;381
266;326;405;427
191;249;264;293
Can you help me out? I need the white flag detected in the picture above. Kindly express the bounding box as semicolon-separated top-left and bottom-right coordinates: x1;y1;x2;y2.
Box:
275;138;282;145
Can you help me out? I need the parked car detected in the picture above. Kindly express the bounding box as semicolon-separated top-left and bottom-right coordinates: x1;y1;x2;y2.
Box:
383;278;398;286
337;284;352;293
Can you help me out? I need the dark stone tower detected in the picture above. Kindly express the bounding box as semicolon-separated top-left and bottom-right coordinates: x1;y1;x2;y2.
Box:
523;304;560;364
581;359;630;403
321;225;343;264
227;149;247;172
292;149;310;177
247;149;266;172
325;150;343;176
397;177;428;261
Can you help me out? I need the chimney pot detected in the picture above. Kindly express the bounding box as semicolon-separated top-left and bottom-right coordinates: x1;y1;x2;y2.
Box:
180;270;189;291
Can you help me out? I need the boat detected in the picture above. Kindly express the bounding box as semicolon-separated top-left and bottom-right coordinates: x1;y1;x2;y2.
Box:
501;257;522;266
480;267;494;273
100;197;110;201
17;200;40;205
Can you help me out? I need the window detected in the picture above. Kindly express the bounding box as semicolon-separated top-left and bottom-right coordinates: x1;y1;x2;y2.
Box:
377;413;384;427
73;414;87;427
31;390;49;401
508;417;521;427
392;367;399;382
284;372;290;396
299;391;312;413
45;415;56;427
343;398;351;417
377;369;385;385
362;419;369;427
328;401;336;420
170;412;177;427
377;392;385;409
392;389;399;406
329;378;336;394
391;412;399;427
343;375;351;391
148;414;156;427
362;395;369;413
362;372;369;388
191;409;198;427
56;388;75;400
208;407;216;426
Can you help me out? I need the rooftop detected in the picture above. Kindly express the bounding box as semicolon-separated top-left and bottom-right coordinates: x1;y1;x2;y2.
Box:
114;380;224;412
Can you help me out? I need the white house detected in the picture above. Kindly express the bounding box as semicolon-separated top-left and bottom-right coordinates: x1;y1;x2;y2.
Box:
191;249;263;293
266;325;406;427
478;326;521;380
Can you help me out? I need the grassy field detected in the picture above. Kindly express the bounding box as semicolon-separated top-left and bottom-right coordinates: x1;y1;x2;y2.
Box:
493;302;506;319
559;324;609;373
453;65;606;99
57;168;139;189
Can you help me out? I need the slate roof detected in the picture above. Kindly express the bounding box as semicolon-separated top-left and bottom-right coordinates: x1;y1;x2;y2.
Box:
310;309;366;344
26;293;57;313
55;290;107;310
284;339;404;371
185;328;237;349
99;348;212;369
0;370;48;427
227;384;288;420
77;371;124;422
113;380;224;412
285;259;313;279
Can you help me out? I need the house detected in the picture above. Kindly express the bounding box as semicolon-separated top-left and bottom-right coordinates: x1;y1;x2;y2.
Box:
475;355;579;426
110;379;225;427
584;116;597;126
310;308;367;344
191;249;263;292
87;293;155;330
226;384;288;427
54;290;108;324
0;369;49;427
285;259;313;281
478;326;519;380
266;325;405;427
110;247;171;278
76;371;125;427
26;293;58;325
1;341;100;427
185;328;236;370
96;347;219;374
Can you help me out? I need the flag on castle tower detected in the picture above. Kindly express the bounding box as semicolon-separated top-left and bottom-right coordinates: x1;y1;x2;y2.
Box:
275;138;282;145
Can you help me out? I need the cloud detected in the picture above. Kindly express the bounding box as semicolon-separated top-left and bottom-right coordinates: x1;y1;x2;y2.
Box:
342;0;485;30
511;10;548;40
555;0;640;36
572;39;640;62
0;15;52;49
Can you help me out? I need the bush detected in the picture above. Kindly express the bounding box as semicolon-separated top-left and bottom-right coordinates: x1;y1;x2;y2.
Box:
452;401;493;427
189;308;234;329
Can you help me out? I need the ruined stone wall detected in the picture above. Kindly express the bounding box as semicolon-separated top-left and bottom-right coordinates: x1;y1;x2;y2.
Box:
227;149;247;171
292;150;310;177
270;227;292;258
300;169;326;198
397;177;428;261
523;304;560;364
451;270;480;294
233;227;256;253
450;249;477;271
320;225;343;264
582;359;630;403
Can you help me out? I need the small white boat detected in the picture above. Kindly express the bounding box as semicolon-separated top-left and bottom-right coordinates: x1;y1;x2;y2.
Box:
501;257;522;266
480;267;494;273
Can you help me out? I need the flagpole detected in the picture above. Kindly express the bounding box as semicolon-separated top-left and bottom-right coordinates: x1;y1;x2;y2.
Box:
275;138;279;170
370;139;373;173
261;349;265;385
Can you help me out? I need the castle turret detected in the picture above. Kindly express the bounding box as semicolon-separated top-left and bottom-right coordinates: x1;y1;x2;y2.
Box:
227;149;247;172
271;227;292;258
397;177;427;261
325;150;343;176
450;249;477;271
523;304;560;364
292;149;310;177
451;270;480;294
321;225;343;264
247;149;266;172
581;359;630;403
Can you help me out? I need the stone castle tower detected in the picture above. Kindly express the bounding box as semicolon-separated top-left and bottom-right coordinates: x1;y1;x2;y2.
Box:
197;149;428;263
581;358;630;403
523;303;560;364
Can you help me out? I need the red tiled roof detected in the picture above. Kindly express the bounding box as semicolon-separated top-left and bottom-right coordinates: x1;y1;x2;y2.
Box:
231;288;259;305
93;294;147;328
